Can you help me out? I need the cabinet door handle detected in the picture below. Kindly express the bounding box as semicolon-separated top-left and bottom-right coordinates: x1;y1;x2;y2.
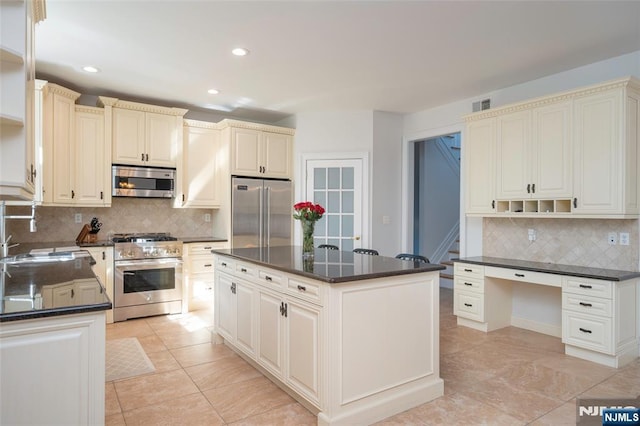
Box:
464;303;472;307
141;153;145;161
515;273;525;278
102;252;106;260
71;289;75;298
531;183;535;194
280;302;284;316
527;184;531;193
265;275;272;282
579;284;592;289
204;264;212;267
464;282;473;286
297;285;307;292
284;302;288;317
464;268;472;272
579;327;592;334
573;198;577;208
71;190;75;199
579;302;592;307
145;153;149;161
100;191;104;200
492;200;495;209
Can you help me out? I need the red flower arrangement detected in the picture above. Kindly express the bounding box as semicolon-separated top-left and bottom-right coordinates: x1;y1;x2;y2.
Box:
293;201;325;222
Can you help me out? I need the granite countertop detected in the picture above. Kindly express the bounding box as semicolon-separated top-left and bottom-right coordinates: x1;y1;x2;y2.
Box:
212;246;445;283
0;250;112;322
455;256;640;281
180;236;228;244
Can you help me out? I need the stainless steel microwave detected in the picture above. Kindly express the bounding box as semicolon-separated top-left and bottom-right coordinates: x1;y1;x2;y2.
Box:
112;165;175;198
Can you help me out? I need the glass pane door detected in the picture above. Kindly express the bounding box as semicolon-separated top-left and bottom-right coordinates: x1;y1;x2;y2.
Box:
305;159;362;251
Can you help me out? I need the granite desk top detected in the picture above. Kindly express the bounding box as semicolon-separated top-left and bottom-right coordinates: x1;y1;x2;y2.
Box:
0;250;111;322
455;256;640;281
213;246;445;284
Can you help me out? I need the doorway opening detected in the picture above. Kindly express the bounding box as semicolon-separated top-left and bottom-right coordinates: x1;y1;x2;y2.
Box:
413;132;460;281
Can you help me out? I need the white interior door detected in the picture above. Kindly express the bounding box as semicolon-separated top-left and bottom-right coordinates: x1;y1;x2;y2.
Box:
305;159;364;251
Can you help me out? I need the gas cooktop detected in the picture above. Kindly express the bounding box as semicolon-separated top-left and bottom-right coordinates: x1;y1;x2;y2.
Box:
111;233;178;243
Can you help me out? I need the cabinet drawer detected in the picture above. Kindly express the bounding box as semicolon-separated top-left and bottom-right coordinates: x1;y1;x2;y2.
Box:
286;277;324;305
236;262;257;277
190;257;216;274
258;269;284;289
562;293;612;317
216;257;235;272
186;242;228;256
563;277;612;299
485;266;561;287
562;311;613;354
454;276;484;293
453;290;484;322
454;263;484;279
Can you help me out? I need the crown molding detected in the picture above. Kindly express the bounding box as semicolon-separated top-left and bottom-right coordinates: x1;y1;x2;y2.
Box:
217;118;296;135
33;0;46;23
97;98;188;116
464;76;640;122
75;105;104;115
45;83;81;101
183;119;219;129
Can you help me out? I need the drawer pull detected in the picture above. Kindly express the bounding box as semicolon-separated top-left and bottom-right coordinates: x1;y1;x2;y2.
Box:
221;262;227;267
241;267;247;273
579;302;592;307
204;246;212;250
579;327;592;334
579;284;592;289
515;273;525;278
265;275;273;282
463;303;472;307
464;268;472;272
297;285;307;292
464;282;473;286
204;264;212;267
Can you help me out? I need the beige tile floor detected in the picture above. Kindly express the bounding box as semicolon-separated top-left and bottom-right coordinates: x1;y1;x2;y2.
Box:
106;288;640;425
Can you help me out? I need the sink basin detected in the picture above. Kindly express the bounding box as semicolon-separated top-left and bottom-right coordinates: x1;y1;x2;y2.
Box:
0;251;81;265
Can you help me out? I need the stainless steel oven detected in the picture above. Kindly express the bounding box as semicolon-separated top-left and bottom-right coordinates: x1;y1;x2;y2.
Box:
112;233;183;322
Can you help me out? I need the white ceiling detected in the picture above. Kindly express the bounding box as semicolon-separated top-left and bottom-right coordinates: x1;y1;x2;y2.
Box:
35;1;640;124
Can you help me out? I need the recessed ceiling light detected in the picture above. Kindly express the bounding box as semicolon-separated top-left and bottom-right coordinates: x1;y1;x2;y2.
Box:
207;88;219;95
82;66;100;73
232;47;249;57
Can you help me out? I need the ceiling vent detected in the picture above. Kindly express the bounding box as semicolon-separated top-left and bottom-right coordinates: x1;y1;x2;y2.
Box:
472;98;491;112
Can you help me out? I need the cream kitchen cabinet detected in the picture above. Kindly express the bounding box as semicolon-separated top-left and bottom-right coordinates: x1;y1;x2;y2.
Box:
256;285;321;406
42;84;109;206
0;311;106;425
0;0;44;200
86;246;114;323
495;102;572;201
215;271;257;358
183;242;228;311
572;84;640;216
222;120;294;179
464;117;496;214
99;97;187;168
181;120;221;208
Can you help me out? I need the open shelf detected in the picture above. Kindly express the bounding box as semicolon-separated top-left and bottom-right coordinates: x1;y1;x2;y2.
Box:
494;199;573;216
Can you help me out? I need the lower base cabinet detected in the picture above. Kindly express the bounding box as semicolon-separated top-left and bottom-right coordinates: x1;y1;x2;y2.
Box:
0;311;106;424
214;254;443;425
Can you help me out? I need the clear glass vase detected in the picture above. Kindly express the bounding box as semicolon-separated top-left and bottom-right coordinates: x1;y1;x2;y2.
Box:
301;219;315;258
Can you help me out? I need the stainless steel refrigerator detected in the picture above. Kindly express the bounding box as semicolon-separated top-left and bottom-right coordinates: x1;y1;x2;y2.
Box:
231;177;293;248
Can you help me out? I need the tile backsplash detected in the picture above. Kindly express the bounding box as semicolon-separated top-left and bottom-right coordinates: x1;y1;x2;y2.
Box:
483;217;639;271
6;198;220;243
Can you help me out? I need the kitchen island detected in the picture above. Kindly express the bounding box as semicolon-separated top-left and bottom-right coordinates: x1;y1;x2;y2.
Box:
0;250;110;425
212;246;445;425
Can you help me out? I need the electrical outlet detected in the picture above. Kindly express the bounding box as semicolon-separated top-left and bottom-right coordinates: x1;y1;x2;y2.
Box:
619;232;630;246
608;232;617;245
528;228;536;242
74;213;82;224
204;213;211;223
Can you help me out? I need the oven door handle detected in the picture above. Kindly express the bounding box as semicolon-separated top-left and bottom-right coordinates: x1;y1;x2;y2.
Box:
115;259;183;268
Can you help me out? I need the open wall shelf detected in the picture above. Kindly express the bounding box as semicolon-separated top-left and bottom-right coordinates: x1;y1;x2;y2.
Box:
495;199;573;215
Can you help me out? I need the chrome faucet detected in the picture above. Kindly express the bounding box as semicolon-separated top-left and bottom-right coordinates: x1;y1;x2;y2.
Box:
0;201;37;258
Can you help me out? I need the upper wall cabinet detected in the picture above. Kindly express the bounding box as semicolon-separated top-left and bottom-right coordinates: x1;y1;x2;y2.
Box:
464;77;639;218
98;97;187;168
41;83;110;206
221;120;294;179
180;120;222;208
0;0;45;200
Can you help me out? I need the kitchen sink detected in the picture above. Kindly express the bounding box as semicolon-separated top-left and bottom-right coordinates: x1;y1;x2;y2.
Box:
0;251;84;265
